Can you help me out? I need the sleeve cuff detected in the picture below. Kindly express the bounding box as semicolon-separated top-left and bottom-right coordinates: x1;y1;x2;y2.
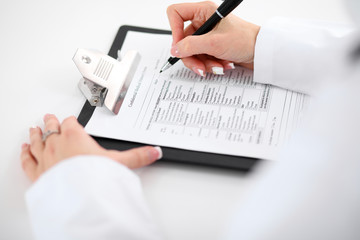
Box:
253;17;355;95
26;155;136;202
25;156;161;240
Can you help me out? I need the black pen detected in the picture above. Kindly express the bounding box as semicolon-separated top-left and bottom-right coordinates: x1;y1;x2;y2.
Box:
160;0;244;73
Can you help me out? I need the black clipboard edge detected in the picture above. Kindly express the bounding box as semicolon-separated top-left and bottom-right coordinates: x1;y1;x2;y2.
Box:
77;25;260;171
109;25;172;59
95;137;259;170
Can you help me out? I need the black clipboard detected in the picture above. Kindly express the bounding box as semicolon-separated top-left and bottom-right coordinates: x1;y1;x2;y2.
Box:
77;25;260;170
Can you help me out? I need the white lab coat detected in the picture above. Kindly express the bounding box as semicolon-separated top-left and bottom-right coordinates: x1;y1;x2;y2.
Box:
26;2;360;240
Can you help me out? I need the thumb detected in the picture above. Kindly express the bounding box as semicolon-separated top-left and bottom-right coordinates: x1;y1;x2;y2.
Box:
107;146;162;169
172;34;219;58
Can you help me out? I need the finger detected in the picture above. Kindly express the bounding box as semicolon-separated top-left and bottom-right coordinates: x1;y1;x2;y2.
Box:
60;116;83;133
43;114;61;146
172;34;223;59
21;143;38;182
167;2;217;44
29;126;44;160
197;55;225;75
167;3;199;44
237;62;254;70
60;116;89;145
43;114;61;133
181;56;234;76
183;23;197;38
181;56;206;77
219;60;236;70
108;146;162;169
200;56;235;73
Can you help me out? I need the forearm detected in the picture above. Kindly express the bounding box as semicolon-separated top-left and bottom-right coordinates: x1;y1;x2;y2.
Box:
26;156;162;240
253;17;355;95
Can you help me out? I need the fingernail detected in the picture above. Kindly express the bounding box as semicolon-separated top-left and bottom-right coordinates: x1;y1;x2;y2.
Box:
44;114;49;121
227;63;235;69
21;143;28;149
171;45;180;57
29;126;38;132
44;114;51;121
149;146;163;161
212;67;224;75
192;67;205;77
154;146;163;160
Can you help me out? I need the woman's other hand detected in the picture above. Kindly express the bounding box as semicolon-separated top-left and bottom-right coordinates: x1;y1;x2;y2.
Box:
21;114;162;182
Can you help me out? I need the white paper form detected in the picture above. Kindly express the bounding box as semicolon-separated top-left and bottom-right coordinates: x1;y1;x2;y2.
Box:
85;31;308;160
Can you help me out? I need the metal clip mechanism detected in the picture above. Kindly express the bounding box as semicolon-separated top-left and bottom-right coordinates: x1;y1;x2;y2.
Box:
73;49;140;114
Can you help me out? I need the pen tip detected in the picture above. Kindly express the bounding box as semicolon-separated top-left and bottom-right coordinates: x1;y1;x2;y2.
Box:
159;70;162;73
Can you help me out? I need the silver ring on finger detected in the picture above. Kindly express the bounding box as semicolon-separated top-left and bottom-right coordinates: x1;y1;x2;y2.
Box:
42;130;60;142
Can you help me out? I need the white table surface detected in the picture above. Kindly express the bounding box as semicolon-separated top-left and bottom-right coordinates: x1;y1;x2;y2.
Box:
0;0;351;239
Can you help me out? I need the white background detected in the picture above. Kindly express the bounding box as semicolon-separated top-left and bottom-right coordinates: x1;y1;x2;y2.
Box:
0;0;351;239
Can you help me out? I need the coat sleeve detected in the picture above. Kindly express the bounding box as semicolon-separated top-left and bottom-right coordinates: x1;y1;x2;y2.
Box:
223;78;360;240
25;156;162;240
253;17;355;95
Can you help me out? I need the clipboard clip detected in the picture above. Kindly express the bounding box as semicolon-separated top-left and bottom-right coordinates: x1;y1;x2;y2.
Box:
73;49;140;114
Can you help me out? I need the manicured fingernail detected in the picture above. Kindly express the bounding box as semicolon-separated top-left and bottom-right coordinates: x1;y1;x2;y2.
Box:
44;114;49;121
154;146;163;160
212;67;224;75
192;67;205;77
228;63;235;69
149;146;163;161
29;126;38;132
198;69;205;77
44;113;57;122
44;113;54;122
171;45;180;57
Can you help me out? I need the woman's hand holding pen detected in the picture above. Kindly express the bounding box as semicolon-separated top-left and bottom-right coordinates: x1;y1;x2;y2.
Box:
167;1;260;76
